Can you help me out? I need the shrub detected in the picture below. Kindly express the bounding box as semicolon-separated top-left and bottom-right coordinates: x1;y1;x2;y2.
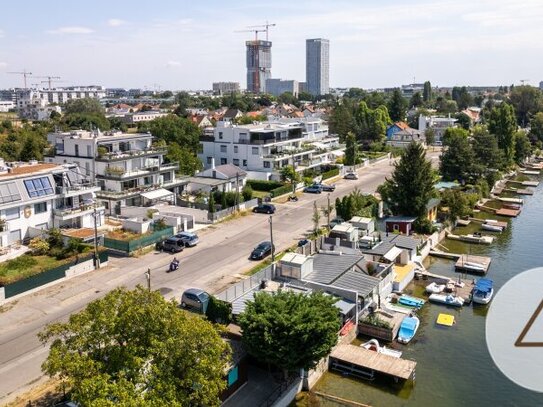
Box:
242;185;253;202
153;218;168;230
270;184;293;198
303;176;313;186
362;314;391;329
205;297;232;325
413;217;434;234
321;167;340;180
29;237;50;255
47;228;64;249
246;179;285;192
3;255;38;272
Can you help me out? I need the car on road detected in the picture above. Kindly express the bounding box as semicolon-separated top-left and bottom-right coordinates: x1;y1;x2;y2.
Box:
250;241;274;260
175;231;199;247
181;288;210;313
344;172;359;180
303;185;322;194
253;203;276;214
160;237;185;253
318;183;336;192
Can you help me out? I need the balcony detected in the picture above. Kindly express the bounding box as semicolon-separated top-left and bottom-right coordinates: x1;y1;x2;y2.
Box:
100;162;179;179
95;146;168;162
56;181;101;197
53;205;105;221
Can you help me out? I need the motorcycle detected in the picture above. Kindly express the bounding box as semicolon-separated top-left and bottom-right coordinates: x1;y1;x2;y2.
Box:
168;258;180;272
288;195;298;202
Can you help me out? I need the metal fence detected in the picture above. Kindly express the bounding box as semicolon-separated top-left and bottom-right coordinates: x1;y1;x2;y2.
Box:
207;198;259;223
3;252;108;299
215;265;275;302
104;227;174;253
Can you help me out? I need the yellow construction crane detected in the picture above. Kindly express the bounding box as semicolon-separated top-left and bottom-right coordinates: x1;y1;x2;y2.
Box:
247;21;276;41
7;69;33;89
36;75;61;89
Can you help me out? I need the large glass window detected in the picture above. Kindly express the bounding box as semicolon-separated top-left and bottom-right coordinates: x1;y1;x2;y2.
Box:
0;182;21;204
4;207;20;220
24;177;54;198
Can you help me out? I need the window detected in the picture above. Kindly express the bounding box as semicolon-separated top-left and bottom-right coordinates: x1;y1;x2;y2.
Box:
4;207;20;220
0;182;21;204
220;158;227;165
75;145;79;157
252;147;259;155
24;177;54;198
234;146;238;153
85;162;90;176
34;202;47;214
263;161;271;168
243;160;247;167
393;224;400;231
233;159;240;166
198;143;203;153
218;132;223;139
207;157;213;165
220;145;227;153
86;145;91;157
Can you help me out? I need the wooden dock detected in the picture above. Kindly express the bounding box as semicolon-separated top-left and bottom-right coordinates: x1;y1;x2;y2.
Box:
505;188;534;195
507;180;539;187
495;208;521;217
455;254;492;274
468;217;508;229
520;170;540;176
330;344;417;381
415;270;476;303
429;250;461;260
447;233;494;245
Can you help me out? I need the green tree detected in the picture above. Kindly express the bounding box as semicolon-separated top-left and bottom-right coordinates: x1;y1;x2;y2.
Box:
424;127;435;147
208;193;216;213
38;286;230;407
508;85;543;126
471;125;504;171
455;112;471;130
378;142;434;218
238;291;340;377
280;165;300;185
451;86;473;110
440;131;476;183
64;98;105;115
62;113;110;131
488;103;517;165
344;132;359;166
442;127;469;147
312;201;321;234
409;92;423;108
529;111;543;142
387;89;408;122
146;114;201;153
166;142;203;175
329;101;355;140
423;81;432;102
440;189;470;224
514;131;532;164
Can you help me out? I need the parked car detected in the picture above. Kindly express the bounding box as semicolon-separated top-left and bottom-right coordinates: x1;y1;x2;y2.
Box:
344;172;359;180
303;185;322;194
161;237;185;253
318;183;336;192
175;231;199;247
181;288;210;313
250;241;274;260
298;238;309;247
329;217;345;228
253;203;276;214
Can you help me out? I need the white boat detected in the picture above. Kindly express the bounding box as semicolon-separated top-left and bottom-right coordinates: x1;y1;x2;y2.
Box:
481;223;503;232
361;339;403;358
426;282;446;294
397;315;420;344
462;261;486;273
472;278;494;305
429;293;464;307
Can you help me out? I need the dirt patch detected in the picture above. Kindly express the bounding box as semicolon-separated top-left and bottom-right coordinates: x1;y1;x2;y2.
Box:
5;378;66;407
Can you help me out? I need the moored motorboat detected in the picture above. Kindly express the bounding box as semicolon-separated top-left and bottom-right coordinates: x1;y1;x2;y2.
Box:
426;282;446;294
472;278;494;305
397;315;420;344
429;293;464;307
481;223;503;232
361;339;403;358
462;261;486;273
398;295;426;308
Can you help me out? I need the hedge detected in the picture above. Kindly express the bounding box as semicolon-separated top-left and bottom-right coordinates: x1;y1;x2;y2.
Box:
246;179;285;192
322;167;340;180
270;184;293;198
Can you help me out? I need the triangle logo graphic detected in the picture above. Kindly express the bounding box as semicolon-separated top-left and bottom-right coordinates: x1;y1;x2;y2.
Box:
515;299;543;347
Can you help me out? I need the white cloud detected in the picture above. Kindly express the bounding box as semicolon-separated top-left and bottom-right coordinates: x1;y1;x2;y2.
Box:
107;19;126;27
0;62;7;69
47;26;94;35
166;61;181;67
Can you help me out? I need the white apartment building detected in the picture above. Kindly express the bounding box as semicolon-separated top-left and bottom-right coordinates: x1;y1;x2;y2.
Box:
0;160;104;248
0;101;15;112
198;118;344;180
418;115;457;142
46;130;189;214
122;111;168;124
14;87;106;109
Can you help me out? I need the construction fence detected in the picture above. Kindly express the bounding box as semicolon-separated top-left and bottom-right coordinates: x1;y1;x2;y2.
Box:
104;227;174;253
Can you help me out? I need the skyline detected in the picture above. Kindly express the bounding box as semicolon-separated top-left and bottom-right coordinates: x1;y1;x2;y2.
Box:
1;0;542;90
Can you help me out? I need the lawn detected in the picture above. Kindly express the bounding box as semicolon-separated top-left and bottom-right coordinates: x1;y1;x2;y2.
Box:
251;190;270;199
106;229;143;241
0;254;75;285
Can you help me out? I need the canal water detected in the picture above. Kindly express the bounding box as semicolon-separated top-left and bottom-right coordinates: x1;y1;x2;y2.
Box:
311;175;543;407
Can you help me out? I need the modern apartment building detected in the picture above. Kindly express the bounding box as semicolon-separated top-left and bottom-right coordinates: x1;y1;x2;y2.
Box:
12;86;106;109
265;79;299;97
198;118;343;180
0;159;104;248
306;38;330;96
212;82;240;95
246;40;272;93
418;115;458;142
45;130;189;214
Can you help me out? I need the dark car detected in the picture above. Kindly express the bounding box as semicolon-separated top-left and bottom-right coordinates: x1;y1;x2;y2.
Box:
329;217;345;228
298;238;309;247
250;241;274;260
253;203;276;214
181;288;210;313
303;185;322;194
161;237;185;253
344;172;359;180
315;183;335;192
175;231;199;247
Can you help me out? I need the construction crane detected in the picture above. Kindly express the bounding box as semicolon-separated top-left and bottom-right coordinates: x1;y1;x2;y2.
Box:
7;69;33;89
520;79;530;86
247;20;276;41
234;28;266;42
36;75;61;89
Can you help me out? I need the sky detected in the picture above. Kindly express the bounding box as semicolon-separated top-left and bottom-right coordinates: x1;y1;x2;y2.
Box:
0;0;542;90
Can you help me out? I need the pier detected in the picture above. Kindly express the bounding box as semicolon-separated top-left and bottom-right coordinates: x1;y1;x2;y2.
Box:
414;269;477;302
497;197;523;204
446;233;494;244
428;251;492;275
506;180;540;187
504;188;534;195
330;344;417;382
495;207;522;217
468;218;508;229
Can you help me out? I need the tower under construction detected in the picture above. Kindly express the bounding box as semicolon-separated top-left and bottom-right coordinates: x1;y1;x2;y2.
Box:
246;40;272;94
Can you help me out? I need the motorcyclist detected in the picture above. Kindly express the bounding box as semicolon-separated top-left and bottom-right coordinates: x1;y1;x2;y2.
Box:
169;257;180;272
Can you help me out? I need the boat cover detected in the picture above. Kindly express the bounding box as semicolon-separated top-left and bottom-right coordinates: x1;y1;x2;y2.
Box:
475;278;493;293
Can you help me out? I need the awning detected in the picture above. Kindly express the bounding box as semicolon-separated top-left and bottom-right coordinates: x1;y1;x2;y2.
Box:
383;246;403;262
331;150;345;157
140;188;173;201
334;299;356;316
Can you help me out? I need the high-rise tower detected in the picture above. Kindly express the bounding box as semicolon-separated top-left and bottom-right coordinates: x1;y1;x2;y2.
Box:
246;40;272;94
306;38;330;96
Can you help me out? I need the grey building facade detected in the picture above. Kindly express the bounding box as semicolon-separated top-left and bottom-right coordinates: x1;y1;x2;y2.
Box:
246;40;272;93
306;38;330;96
265;79;298;97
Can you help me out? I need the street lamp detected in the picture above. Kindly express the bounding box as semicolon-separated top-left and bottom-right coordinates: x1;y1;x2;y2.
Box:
93;206;100;269
269;215;275;263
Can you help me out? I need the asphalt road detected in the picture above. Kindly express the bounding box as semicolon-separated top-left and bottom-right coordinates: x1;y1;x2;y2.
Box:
0;151;441;404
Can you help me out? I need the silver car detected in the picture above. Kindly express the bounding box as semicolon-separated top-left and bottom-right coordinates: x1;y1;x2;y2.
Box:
181;288;210;313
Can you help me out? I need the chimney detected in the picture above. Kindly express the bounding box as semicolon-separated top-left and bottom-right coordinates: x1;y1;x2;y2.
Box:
211;157;215;170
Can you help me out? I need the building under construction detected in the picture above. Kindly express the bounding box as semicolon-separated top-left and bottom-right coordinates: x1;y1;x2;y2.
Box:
246;40;272;94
